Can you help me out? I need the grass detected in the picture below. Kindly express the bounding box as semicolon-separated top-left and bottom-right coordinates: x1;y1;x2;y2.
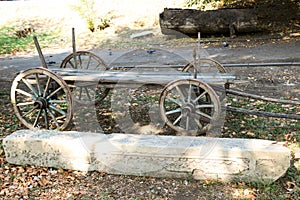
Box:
0;25;58;55
223;95;300;141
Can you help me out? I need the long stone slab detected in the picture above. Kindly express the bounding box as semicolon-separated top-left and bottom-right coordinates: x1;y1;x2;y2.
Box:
3;130;291;183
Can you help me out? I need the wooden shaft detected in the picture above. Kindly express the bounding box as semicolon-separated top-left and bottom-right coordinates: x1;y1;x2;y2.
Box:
72;28;78;69
226;106;300;120
226;89;300;105
33;36;47;68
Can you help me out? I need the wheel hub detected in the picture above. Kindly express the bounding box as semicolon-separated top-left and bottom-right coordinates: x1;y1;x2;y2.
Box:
34;97;48;109
182;102;195;117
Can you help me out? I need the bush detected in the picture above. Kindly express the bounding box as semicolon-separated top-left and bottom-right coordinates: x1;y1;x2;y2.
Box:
71;0;110;32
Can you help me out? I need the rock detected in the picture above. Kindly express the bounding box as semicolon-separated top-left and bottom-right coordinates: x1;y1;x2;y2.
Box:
159;8;261;37
3;130;291;183
130;31;154;39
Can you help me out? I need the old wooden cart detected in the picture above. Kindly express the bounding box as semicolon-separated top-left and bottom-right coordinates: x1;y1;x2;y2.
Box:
10;33;241;135
10;33;300;135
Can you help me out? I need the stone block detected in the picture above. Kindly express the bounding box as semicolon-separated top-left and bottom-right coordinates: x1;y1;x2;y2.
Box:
3;130;291;183
130;31;154;39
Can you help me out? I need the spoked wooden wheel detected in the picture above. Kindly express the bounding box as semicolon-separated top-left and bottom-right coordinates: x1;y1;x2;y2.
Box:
11;68;73;130
60;51;110;104
182;58;227;73
60;51;107;70
159;79;221;135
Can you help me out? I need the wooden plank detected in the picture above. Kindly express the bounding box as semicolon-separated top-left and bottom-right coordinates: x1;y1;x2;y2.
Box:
61;73;236;84
226;89;300;105
226;106;300;120
51;68;237;87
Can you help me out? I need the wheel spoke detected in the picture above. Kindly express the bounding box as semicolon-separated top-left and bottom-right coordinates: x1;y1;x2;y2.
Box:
16;88;35;99
194;118;203;129
95;63;101;69
165;108;181;115
46;86;62;100
68;60;75;68
21;78;38;97
43;109;49;129
78;55;83;68
172;114;182;125
43;77;51;97
49;104;67;116
78;87;83;100
193;90;207;103
33;108;42;127
21;106;36;118
185;116;190;131
48;99;68;104
17;101;35;106
84;87;92;101
86;54;92;69
47;108;59;127
166;96;182;106
195;110;213;120
187;83;192;102
175;86;186;103
195;104;214;109
35;73;42;96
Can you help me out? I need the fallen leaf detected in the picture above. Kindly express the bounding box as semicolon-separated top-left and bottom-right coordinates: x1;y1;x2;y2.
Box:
290;32;300;37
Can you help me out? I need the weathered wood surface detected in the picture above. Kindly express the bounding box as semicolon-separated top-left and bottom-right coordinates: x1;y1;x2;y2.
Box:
226;89;300;105
159;8;262;37
226;106;300;120
52;68;237;87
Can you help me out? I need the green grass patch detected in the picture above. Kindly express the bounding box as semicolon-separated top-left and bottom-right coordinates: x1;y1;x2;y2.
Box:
0;26;58;55
223;95;300;141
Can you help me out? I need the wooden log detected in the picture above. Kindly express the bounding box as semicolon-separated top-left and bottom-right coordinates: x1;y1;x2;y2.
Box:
226;106;300;120
159;8;263;37
226;89;300;105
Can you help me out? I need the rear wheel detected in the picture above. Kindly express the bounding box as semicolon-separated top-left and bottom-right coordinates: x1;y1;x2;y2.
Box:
60;51;110;104
182;58;227;73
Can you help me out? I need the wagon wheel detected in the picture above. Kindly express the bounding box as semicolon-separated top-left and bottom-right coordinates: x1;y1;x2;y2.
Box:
60;50;110;104
183;58;228;98
11;68;73;130
159;79;220;135
182;58;227;73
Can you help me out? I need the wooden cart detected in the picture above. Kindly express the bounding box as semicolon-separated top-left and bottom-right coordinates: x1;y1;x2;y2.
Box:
10;33;238;135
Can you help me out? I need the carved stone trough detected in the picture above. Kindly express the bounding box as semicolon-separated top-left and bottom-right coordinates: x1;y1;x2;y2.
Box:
3;130;291;183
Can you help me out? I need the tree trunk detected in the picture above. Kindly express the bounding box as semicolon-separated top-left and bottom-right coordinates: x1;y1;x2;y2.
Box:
159;8;263;37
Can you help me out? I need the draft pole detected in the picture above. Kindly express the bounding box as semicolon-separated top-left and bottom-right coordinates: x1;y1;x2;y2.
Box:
193;32;201;79
72;28;78;69
33;36;48;68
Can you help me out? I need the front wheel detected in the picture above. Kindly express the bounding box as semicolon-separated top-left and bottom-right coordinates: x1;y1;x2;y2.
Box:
11;68;73;130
